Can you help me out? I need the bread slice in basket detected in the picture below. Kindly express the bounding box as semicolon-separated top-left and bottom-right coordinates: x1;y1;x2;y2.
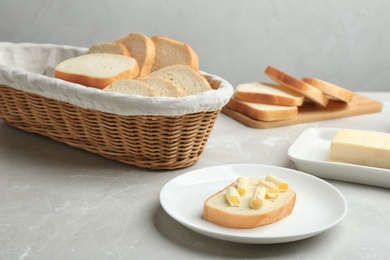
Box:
86;42;131;56
115;33;156;77
137;77;183;97
151;35;199;72
149;65;211;96
55;53;139;89
204;176;296;228
103;79;156;96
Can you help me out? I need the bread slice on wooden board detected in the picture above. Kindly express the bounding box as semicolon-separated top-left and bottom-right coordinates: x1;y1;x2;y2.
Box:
150;35;199;72
149;65;211;96
103;79;156;96
235;82;305;106
203;176;296;228
115;33;155;77
55;53;139;89
302;78;355;103
265;66;329;107
226;96;298;121
86;42;131;56
137;77;183;97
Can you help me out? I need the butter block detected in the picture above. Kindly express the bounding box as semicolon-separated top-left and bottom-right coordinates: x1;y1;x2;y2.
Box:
329;129;390;169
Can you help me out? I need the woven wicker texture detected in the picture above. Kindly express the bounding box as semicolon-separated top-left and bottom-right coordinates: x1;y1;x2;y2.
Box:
0;84;220;169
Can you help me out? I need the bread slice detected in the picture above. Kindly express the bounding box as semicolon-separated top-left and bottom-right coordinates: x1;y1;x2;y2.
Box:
226;96;298;121
137;77;183;97
103;79;156;96
115;33;155;77
149;65;211;96
55;53;139;89
203;177;296;228
235;82;304;106
151;35;199;72
265;66;329;107
302;77;355;103
86;42;131;56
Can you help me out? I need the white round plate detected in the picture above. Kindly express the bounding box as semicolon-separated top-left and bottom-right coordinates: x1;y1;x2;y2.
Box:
160;164;347;244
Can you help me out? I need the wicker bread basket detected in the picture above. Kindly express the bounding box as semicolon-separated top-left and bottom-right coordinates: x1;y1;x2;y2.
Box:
0;42;233;170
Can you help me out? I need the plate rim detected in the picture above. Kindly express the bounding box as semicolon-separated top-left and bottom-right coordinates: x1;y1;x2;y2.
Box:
160;163;347;244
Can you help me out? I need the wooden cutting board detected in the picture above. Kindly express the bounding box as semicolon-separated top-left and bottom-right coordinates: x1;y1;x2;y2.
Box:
222;94;383;129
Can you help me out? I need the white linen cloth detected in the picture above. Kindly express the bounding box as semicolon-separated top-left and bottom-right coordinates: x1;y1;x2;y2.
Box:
0;42;233;116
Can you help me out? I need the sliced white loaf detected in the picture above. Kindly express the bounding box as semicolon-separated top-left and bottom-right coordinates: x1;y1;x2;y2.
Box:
302;77;355;103
265;66;329;107
55;53;139;89
226;96;298;121
103;79;156;96
86;42;131;56
115;33;155;77
137;77;183;97
204;177;296;228
235;82;304;106
151;35;199;72
149;65;211;96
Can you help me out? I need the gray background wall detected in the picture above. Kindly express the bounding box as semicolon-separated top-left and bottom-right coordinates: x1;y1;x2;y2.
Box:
1;0;389;91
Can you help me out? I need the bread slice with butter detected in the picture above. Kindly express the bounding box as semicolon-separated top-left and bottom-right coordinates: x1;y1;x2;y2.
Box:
329;129;390;169
203;175;296;228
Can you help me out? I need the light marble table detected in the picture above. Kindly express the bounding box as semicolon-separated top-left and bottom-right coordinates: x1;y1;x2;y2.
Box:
1;92;389;260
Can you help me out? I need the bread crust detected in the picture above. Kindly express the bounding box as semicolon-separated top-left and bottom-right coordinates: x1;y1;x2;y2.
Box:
235;82;304;106
203;181;296;228
302;77;355;103
265;66;329;107
226;96;298;121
